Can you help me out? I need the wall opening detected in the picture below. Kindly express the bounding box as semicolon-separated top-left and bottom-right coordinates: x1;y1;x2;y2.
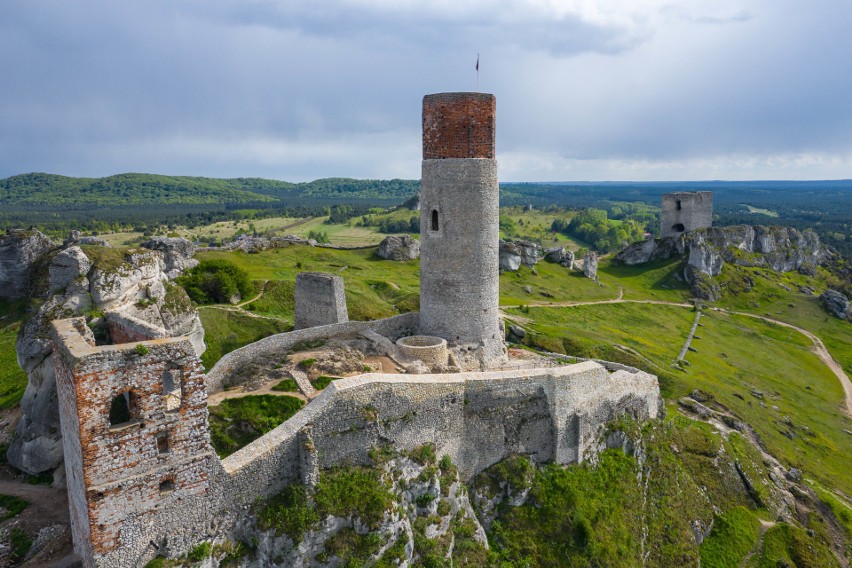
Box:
156;432;170;454
108;391;138;427
162;368;183;413
672;223;685;233
431;209;439;231
159;478;175;493
676;200;682;211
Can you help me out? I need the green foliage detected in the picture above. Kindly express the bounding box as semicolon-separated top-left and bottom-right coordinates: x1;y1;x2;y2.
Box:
299;358;317;369
186;542;212;562
699;506;761;567
135;343;149;356
553;208;646;252
177;259;253;305
9;527;32;564
208;395;304;458
0;300;28;408
314;466;394;529
322;527;383;565
313;375;340;390
756;523;839;567
257;485;319;543
0;494;29;520
408;443;437;466
197;309;291;370
271;378;299;392
307;229;330;243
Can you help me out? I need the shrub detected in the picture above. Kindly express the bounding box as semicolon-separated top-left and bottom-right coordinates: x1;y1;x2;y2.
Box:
177;259;253;305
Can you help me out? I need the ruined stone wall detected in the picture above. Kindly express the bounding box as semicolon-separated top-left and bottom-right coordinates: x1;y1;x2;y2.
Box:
104;311;169;344
293;272;349;330
419;93;504;368
51;319;215;566
661;191;713;238
54;316;660;568
205;312;419;392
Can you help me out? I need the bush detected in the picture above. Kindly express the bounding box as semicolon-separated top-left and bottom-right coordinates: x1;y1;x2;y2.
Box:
177;259;253;305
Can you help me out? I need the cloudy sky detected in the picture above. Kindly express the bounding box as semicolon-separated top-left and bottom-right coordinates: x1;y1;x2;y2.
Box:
2;0;851;182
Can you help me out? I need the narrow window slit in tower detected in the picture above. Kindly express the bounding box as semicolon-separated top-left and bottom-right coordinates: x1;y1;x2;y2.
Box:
676;200;682;210
431;209;439;231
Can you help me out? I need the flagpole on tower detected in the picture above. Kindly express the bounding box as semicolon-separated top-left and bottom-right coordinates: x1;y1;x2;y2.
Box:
475;53;480;91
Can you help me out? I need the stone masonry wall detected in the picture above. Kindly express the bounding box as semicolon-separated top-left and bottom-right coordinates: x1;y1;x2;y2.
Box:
205;312;419;392
661;191;713;238
293;272;349;330
51;318;215;566
53;316;660;568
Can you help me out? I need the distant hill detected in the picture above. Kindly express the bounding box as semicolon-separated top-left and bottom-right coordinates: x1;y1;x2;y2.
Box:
0;173;422;207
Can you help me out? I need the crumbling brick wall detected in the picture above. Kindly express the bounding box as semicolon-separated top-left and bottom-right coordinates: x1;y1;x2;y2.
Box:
52;318;214;564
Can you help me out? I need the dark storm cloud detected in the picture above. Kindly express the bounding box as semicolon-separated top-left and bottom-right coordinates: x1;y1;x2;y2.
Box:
0;0;850;181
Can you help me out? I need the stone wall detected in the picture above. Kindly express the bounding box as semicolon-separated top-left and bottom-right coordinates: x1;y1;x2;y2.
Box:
205;313;420;392
52;318;214;565
53;314;660;568
419;92;504;368
661;191;713;238
293;272;349;330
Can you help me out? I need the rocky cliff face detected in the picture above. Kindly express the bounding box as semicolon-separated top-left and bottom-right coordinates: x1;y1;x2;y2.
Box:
683;225;825;276
141;236;199;279
615;225;830;301
8;237;205;475
0;230;55;301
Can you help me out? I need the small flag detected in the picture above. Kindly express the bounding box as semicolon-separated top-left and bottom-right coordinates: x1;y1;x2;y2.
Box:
476;54;479;71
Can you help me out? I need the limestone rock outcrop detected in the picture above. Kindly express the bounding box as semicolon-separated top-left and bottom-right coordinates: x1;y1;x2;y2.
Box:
544;247;575;268
141;236;199;279
684;225;825;276
821;289;850;320
0;230;55;301
614;236;684;266
583;251;598;280
499;240;540;272
8;243;205;475
376;234;420;261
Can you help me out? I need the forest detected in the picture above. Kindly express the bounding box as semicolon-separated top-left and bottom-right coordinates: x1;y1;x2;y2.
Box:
1;174;849;258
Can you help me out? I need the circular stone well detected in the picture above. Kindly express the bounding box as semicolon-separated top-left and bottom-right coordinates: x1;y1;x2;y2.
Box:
396;335;448;367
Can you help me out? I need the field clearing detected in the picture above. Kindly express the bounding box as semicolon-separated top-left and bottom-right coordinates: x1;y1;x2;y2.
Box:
508;302;852;496
0;301;27;408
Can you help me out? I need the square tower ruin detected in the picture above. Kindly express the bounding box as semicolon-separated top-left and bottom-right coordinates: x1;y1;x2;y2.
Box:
294;272;349;330
660;191;713;238
51;318;215;564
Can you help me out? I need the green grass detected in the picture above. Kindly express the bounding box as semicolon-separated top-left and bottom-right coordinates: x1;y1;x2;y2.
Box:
598;256;692;303
0;494;28;520
271;378;299;392
509;302;852;496
196;247;421;321
0;300;28;408
313;466;394;529
208;395;304;458
752;523;839;567
197;309;291;370
313;375;342;390
243;280;295;318
699;506;762;567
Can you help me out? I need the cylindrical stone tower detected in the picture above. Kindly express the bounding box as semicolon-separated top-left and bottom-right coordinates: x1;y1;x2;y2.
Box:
419;92;506;368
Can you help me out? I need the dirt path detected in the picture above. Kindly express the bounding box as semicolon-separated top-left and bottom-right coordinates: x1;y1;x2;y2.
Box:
208;376;308;406
501;295;852;418
236;280;269;308
711;308;852;418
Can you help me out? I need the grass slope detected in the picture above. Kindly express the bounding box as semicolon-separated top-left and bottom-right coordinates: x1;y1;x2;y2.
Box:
0;300;28;408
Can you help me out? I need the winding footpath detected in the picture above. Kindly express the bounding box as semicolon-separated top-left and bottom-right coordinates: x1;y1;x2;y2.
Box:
502;289;852;418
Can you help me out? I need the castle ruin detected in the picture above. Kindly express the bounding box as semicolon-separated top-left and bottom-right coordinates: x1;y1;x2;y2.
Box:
49;93;661;567
660;191;713;238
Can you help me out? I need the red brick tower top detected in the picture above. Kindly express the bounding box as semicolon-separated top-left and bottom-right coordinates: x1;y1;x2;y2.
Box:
422;92;495;159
